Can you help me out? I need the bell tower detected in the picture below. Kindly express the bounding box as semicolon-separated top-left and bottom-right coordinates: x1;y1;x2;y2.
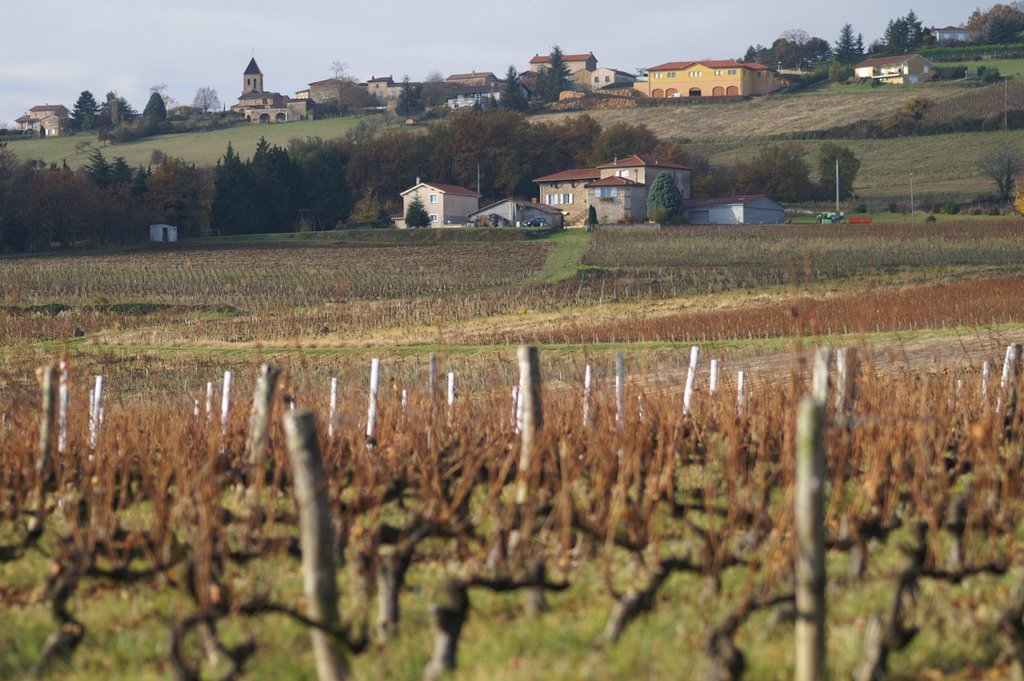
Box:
243;57;263;94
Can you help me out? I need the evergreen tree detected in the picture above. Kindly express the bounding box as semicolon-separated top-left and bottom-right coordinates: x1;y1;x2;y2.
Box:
71;91;99;131
535;45;571;103
396;77;424;117
502;66;529;112
586;204;598;230
211;143;255;235
405;196;430;228
646;171;684;223
85;148;111;187
143;91;167;121
834;24;861;64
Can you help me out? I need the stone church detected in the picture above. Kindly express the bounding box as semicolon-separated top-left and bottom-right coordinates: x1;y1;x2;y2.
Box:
230;58;309;123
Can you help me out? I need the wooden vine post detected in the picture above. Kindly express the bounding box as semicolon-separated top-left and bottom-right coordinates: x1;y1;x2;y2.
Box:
30;364;57;536
283;410;349;681
515;346;543;506
248;364;281;472
795;347;830;681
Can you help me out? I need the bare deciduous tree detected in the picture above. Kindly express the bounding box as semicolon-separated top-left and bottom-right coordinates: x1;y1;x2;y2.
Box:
978;145;1024;202
192;86;221;114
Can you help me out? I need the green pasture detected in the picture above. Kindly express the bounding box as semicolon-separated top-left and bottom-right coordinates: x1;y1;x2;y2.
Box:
694;129;1024;202
4;115;376;169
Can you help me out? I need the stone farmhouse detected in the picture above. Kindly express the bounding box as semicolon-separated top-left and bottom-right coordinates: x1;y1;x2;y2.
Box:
16;104;69;136
534;155;692;226
526;52;636;92
231;58;310;123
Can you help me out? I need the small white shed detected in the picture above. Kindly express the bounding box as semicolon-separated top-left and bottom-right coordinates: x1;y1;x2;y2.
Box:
683;195;785;225
149;224;178;242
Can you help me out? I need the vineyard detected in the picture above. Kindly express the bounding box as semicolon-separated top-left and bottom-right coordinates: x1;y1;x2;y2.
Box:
4;223;1024;679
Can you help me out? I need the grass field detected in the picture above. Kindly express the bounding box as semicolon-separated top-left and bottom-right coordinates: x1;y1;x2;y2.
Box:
4;115;376;168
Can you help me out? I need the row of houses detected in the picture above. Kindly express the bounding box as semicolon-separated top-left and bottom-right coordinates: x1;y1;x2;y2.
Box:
15;46;944;135
396;155;785;229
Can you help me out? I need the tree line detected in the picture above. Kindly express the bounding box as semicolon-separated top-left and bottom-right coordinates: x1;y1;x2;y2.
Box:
0;110;863;251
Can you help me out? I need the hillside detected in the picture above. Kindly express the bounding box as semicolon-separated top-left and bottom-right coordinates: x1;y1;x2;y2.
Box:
4;115;374;168
532;81;972;142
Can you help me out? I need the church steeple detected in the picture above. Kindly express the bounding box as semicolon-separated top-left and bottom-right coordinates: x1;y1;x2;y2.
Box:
243;57;263;94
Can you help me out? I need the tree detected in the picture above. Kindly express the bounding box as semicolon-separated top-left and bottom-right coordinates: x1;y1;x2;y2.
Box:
395;76;424;117
421;71;449;108
192;87;221;113
590;122;658;165
883;11;924;52
85;148;112;187
501;66;529;112
978;145;1024;201
834;24;863;65
586;205;597;230
534;45;571;103
816;143;861;200
71;91;99;131
330;61;350;80
143;91;167;121
735;143;812;202
405;196;430;228
646;171;684;223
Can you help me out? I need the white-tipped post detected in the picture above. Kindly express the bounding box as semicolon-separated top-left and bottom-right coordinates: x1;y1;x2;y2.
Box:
89;375;104;449
736;371;746;415
328;377;339;438
366;358;381;443
583;364;593;427
615;351;625;429
220;370;233;437
683;345;700;416
57;364;70;454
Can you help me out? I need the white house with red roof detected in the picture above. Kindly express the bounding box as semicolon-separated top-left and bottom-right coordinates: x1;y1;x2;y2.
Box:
397;180;480;228
854;54;933;84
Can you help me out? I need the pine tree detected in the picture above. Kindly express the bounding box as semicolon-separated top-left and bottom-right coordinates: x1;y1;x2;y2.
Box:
405;196;431;228
502;66;529;111
535;46;571;103
143;91;167;121
834;24;859;65
85;148;111;187
396;77;424;117
71;91;99;131
646;171;683;223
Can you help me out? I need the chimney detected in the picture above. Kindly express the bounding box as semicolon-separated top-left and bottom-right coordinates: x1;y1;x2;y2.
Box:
416;176;421;185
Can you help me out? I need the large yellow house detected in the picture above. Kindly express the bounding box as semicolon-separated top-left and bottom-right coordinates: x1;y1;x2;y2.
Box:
636;60;781;98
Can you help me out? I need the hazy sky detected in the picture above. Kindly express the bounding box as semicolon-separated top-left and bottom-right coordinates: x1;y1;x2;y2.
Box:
0;1;979;127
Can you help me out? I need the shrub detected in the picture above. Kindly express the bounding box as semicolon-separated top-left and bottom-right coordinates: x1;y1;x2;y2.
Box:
925;214;937;222
942;201;960;215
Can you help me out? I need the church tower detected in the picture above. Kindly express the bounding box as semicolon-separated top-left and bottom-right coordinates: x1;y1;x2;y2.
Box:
243;57;263;94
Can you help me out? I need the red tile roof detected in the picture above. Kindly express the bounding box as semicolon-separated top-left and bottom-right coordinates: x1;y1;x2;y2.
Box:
585;176;644;187
533;168;602;183
855;54;930;68
596;155;692;170
29;104;69;113
648;60;772;72
530;52;595;64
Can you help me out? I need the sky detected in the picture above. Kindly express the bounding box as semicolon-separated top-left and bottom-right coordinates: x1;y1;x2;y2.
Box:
0;0;981;127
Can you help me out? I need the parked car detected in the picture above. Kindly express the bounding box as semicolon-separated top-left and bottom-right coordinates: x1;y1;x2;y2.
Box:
523;217;548;227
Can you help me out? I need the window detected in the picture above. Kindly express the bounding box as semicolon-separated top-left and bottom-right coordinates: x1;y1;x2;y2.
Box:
596;187;618;198
605;76;610;82
617;170;630;178
714;70;724;76
688;71;702;78
668;72;676;78
594;76;600;83
562;193;573;204
429;214;438;222
429;194;438;204
728;69;737;75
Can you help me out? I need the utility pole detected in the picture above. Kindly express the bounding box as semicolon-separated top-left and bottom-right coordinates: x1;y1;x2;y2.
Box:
910;169;915;225
835;157;840;213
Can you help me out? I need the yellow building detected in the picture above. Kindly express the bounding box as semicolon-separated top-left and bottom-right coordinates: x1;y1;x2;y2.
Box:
636;60;781;98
